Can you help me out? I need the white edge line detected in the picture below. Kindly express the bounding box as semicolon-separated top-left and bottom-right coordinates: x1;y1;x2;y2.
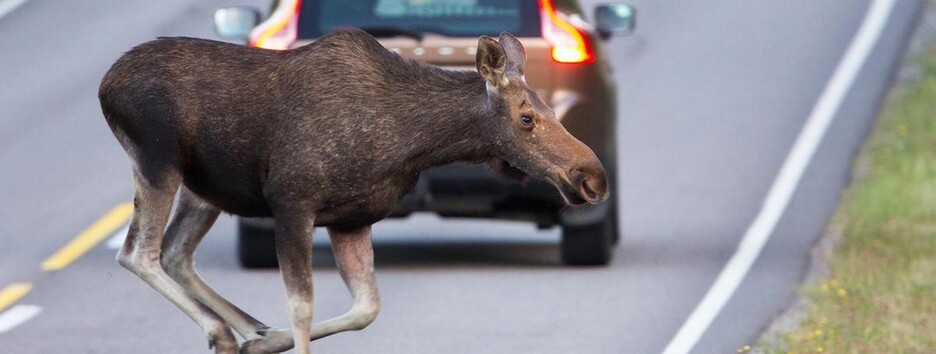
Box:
0;0;31;20
0;305;42;333
661;0;899;353
106;224;130;250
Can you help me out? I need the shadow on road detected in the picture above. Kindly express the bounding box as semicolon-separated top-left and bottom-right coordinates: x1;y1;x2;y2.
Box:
311;239;561;269
308;215;565;268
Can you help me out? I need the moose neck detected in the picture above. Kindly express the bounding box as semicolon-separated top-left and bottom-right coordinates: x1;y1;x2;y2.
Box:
392;66;501;172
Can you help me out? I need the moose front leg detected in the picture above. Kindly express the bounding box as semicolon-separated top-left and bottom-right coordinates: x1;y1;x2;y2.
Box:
241;225;379;354
274;210;317;354
316;225;381;333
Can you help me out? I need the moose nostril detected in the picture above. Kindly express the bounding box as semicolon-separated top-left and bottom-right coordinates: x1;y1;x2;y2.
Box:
569;165;608;203
581;177;599;199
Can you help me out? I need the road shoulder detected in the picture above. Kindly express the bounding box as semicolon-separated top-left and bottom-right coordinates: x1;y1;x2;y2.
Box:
755;1;936;351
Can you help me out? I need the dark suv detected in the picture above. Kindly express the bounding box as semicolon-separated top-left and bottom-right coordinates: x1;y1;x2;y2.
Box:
214;0;635;267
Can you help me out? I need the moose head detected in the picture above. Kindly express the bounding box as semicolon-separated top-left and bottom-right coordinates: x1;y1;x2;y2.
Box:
477;33;609;206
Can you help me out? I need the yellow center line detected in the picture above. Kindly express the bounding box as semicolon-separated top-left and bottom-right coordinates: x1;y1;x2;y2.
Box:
41;202;134;271
0;283;32;313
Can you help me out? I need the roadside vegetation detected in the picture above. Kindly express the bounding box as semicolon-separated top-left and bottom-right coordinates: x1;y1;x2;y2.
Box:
761;45;936;353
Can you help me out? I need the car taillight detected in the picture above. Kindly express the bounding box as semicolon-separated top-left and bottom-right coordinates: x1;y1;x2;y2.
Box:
249;0;300;50
539;0;594;64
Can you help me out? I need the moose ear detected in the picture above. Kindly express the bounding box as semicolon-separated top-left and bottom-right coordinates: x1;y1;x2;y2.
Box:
498;32;526;76
476;35;508;89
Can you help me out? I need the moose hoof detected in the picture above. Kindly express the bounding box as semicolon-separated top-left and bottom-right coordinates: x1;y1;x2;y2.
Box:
240;330;293;354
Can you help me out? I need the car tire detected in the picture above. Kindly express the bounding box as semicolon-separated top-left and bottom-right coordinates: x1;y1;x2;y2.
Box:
237;220;278;269
560;206;618;266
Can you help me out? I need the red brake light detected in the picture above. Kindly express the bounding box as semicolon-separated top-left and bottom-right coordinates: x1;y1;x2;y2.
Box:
249;0;301;50
539;0;594;64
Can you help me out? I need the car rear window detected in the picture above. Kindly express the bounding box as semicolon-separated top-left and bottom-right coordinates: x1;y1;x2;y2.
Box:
297;0;541;39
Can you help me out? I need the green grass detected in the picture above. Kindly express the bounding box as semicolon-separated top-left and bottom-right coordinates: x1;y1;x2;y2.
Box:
759;46;936;353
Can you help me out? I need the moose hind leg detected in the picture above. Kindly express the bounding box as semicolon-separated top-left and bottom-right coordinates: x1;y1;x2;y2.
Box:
161;187;269;340
117;172;238;354
241;225;379;354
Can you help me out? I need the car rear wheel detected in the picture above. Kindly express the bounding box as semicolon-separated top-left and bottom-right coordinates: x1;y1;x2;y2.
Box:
237;220;278;269
560;206;618;266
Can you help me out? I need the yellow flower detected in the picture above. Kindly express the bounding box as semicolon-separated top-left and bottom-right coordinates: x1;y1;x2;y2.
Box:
819;317;828;325
830;280;839;287
814;329;823;337
837;288;848;297
816;347;824;353
820;283;829;292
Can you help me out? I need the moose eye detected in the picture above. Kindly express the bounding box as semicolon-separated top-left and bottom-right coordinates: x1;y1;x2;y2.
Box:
520;115;534;127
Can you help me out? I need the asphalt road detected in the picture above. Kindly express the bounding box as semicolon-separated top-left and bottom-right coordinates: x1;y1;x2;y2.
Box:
0;0;923;353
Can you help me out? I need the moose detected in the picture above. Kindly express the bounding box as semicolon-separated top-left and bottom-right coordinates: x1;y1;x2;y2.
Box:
99;29;608;354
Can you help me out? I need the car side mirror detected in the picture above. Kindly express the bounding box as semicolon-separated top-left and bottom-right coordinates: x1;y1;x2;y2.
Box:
214;6;261;41
594;4;636;40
